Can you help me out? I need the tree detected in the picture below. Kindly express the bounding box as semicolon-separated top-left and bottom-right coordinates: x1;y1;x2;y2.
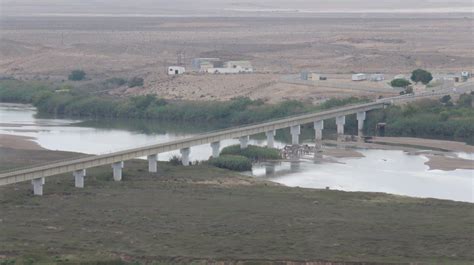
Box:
411;69;433;85
68;70;86;81
128;77;144;88
440;95;452;104
390;78;411;88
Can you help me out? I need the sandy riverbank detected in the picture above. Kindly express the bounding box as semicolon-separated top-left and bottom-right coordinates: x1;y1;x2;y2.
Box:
370;137;474;153
0;134;44;150
322;137;474;171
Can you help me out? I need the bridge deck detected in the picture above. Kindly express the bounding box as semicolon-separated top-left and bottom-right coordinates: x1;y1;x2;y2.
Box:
0;102;386;186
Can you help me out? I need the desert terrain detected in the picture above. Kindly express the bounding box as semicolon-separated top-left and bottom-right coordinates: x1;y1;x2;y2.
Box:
1;15;473;102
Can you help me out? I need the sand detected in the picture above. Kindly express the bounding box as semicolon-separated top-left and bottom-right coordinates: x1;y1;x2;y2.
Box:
424;155;474;171
322;137;474;171
370;137;474;153
0;134;44;150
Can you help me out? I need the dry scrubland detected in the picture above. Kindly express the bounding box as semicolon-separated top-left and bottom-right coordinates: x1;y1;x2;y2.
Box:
1;15;473;102
0;147;473;264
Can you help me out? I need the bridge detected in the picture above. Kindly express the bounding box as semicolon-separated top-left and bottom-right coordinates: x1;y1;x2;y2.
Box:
0;101;387;195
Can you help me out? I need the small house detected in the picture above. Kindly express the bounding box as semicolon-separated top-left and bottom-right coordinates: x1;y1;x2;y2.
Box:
352;73;367;81
168;66;185;75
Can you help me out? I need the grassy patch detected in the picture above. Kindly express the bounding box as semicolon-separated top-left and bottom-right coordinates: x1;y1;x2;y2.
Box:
220;145;281;161
208;155;252;171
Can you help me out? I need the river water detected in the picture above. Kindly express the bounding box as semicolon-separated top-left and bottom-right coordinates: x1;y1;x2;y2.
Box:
1;103;473;202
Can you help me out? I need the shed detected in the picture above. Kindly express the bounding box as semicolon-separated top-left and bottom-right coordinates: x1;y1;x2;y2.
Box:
168;66;185;75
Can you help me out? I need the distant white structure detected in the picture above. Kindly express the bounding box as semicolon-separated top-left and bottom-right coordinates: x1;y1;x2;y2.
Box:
192;58;220;71
224;61;253;72
207;66;250;74
352;73;367;81
198;61;215;72
370;74;385;81
461;71;470;78
168;66;185;75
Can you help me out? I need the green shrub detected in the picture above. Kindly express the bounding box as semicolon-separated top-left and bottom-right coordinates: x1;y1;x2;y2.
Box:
169;155;182;166
68;70;86;81
391;78;411;88
220;145;281;161
209;155;252;171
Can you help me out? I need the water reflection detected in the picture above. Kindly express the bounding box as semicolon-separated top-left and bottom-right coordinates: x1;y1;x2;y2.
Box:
251;150;474;202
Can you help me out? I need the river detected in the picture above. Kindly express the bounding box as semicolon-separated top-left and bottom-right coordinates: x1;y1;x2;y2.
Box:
1;103;473;202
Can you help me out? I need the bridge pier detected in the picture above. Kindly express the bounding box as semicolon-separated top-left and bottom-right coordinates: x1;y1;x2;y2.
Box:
147;154;158;173
211;142;220;158
356;111;366;140
112;161;124;181
266;130;276;148
239;136;249;149
73;169;86;188
336;116;346;141
314;120;324;141
180;148;191;166
31;177;44;196
290;125;301;145
314;120;324;154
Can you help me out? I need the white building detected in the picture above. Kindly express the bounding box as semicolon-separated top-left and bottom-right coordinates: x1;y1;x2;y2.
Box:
207;67;244;74
224;61;253;73
370;74;385;81
461;71;470;78
192;58;220;70
168;66;185;75
352;73;367;81
198;61;215;72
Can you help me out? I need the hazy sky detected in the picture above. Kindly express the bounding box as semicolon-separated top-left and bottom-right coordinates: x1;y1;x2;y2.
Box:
2;0;473;16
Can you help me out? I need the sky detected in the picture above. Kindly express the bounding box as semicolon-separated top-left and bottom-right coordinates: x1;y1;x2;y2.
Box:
1;0;472;16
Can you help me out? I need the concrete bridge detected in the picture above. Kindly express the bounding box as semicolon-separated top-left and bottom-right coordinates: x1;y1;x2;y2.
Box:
0;101;388;195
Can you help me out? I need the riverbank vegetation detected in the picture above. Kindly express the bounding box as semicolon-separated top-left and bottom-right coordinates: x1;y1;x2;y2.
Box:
366;94;474;144
0;79;366;126
220;144;281;161
208;155;253;171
